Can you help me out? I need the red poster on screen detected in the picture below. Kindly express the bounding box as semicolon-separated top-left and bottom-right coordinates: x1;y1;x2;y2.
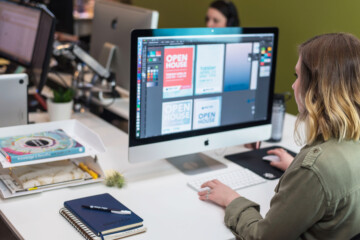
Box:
163;46;194;98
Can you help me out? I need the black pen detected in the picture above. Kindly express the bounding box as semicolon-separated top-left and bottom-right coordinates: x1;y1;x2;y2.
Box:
82;205;131;214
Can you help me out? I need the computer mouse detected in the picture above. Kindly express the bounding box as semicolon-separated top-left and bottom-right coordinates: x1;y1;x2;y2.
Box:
262;155;280;162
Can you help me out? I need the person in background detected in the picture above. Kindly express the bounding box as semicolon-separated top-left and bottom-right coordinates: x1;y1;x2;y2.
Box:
199;33;360;239
205;0;240;28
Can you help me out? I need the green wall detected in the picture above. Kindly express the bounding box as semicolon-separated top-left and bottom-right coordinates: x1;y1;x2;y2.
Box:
133;0;360;115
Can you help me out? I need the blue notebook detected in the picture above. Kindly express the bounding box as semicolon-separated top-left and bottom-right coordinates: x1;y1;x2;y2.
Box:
64;193;143;237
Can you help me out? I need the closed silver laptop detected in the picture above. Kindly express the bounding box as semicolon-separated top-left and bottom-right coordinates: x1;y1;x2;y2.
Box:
0;73;28;127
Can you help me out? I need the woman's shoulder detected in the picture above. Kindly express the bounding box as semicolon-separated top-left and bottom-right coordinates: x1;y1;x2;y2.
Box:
296;139;360;201
288;139;360;186
300;139;360;168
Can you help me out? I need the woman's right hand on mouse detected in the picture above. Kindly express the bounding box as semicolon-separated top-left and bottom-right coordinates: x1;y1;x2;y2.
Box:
267;148;294;171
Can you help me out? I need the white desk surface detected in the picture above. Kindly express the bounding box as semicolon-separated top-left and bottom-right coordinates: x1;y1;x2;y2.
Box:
0;112;301;240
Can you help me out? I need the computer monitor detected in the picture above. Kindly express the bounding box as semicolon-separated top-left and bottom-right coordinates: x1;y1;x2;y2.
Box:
47;0;73;34
0;0;55;94
90;0;159;96
129;27;278;172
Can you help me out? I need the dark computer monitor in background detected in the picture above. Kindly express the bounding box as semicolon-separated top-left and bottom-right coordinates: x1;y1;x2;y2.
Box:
0;0;55;94
129;27;278;173
90;0;159;96
47;0;74;34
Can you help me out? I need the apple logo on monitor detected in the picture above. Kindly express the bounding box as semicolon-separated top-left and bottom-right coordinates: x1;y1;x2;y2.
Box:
111;18;117;30
204;139;209;146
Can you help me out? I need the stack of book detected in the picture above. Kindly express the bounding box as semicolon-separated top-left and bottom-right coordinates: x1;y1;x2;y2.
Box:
0;159;93;193
60;193;146;240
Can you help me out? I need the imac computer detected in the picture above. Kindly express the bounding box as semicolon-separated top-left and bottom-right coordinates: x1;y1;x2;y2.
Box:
90;0;159;96
129;27;278;173
0;0;55;94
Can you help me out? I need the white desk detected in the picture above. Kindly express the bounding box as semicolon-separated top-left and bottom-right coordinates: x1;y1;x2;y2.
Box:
0;113;301;240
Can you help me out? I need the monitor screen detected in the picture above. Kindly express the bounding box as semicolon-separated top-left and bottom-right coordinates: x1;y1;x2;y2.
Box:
0;0;55;93
90;0;159;95
0;1;40;66
129;27;278;164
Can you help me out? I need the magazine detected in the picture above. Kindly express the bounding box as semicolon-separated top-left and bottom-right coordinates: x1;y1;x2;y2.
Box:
0;159;92;193
0;129;85;163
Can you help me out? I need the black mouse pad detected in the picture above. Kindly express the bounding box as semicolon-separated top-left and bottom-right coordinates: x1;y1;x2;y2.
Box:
224;146;297;180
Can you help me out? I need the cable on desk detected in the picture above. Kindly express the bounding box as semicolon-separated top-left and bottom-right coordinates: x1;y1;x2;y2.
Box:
49;69;71;88
99;96;116;108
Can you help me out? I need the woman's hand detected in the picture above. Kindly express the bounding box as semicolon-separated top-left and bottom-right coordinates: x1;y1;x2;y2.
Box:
267;148;294;171
198;179;240;207
244;141;261;150
54;32;79;42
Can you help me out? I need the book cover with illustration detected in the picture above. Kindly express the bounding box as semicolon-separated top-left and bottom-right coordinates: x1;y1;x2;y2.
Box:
195;44;225;95
163;46;194;99
0;129;85;163
193;97;222;130
162;99;193;134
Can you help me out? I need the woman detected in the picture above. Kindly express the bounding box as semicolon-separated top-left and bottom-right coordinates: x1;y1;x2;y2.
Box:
199;33;360;239
206;0;240;28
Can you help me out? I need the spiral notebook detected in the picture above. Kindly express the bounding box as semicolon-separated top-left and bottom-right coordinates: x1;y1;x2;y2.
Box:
60;207;146;240
64;193;144;235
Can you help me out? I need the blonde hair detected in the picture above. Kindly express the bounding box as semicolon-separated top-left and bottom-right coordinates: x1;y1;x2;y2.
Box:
295;33;360;144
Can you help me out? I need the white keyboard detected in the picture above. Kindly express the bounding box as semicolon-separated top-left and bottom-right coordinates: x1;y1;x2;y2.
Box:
187;168;266;192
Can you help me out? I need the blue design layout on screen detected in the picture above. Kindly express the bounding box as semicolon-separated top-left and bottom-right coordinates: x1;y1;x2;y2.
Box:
195;44;224;95
193;97;222;130
224;43;252;91
136;33;274;138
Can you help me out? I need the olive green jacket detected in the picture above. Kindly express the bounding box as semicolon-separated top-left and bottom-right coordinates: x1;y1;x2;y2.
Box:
225;139;360;240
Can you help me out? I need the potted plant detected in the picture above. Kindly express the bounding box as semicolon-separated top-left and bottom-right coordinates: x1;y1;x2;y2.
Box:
47;87;75;121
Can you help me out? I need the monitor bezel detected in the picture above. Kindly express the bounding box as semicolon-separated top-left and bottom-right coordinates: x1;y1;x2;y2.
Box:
36;5;55;94
129;27;279;147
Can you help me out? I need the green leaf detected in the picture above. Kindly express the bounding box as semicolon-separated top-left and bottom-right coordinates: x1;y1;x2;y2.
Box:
52;87;75;103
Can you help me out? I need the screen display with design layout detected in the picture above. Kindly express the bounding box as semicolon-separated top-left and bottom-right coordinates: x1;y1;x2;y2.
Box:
129;27;278;163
